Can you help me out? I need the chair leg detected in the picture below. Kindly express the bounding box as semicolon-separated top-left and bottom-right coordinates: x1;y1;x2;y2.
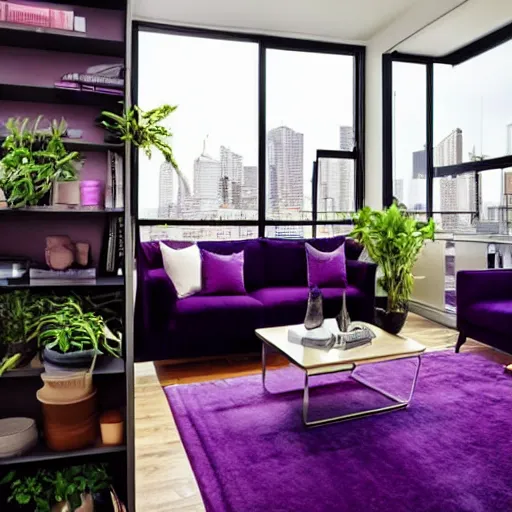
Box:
455;333;467;353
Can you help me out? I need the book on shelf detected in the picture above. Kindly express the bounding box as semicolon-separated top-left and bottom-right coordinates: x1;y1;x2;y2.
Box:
30;268;96;280
55;82;123;96
61;73;124;89
1;3;74;30
106;151;123;209
99;216;124;276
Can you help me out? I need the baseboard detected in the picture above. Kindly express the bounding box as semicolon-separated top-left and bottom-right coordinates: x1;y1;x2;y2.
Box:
409;301;457;329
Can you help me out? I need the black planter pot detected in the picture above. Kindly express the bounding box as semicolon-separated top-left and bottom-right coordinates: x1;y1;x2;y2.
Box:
5;339;39;367
43;347;99;368
374;308;408;335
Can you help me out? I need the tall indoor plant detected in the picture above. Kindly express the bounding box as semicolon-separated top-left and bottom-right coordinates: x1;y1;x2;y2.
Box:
350;204;435;333
0;117;81;208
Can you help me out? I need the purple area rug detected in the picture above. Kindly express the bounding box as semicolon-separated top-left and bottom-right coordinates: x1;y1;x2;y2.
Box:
164;351;512;512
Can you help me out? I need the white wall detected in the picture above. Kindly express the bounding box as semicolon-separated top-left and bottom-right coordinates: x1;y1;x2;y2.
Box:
364;0;467;208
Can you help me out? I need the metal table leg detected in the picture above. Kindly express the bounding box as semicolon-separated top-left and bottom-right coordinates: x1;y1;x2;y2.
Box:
302;355;422;428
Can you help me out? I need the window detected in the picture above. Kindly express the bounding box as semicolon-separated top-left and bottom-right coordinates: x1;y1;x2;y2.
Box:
392;62;427;213
136;26;364;241
137;31;259;222
266;49;355;221
434;39;512;165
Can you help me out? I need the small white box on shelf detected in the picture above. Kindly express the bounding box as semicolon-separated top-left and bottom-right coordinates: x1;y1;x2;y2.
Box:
74;16;86;33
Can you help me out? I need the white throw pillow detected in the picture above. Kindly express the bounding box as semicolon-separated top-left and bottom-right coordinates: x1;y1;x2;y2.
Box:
159;242;202;298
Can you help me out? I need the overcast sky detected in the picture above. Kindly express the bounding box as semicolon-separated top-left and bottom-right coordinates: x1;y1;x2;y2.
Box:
137;31;353;212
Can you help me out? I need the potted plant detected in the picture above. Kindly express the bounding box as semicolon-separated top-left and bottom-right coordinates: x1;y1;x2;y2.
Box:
101;103;189;193
33;295;122;368
0;291;39;375
1;463;111;512
350;203;435;334
0;117;81;208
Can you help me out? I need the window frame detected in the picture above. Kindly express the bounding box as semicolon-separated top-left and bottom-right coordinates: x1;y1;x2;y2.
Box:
132;21;365;239
383;22;512;223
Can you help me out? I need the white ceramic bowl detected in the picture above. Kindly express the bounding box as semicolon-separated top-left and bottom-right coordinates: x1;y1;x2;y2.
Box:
0;417;38;458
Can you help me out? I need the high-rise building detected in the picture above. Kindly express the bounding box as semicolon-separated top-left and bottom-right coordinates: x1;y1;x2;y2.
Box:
393;178;404;204
317;126;355;216
413;149;426;179
220;146;243;208
158;162;174;218
193;150;221;213
267;126;304;214
434;128;475;232
507;123;512;155
241;165;258;211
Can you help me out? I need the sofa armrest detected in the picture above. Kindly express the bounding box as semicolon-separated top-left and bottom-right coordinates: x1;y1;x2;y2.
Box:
346;260;377;297
135;268;178;360
457;270;512;318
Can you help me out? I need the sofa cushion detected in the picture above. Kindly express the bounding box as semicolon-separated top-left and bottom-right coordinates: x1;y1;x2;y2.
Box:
306;235;362;260
173;295;264;339
306;242;347;288
201;249;246;295
159;242;202;298
249;286;366;327
260;239;307;287
466;300;512;333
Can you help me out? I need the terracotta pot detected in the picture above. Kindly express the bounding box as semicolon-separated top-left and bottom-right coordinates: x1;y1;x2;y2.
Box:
38;390;98;451
100;410;124;446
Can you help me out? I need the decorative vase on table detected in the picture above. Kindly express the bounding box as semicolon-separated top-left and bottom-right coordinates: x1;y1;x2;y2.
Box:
336;291;351;332
304;286;324;330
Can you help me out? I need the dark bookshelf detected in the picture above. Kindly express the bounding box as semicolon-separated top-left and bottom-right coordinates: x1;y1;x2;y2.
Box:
63;140;124;152
0;84;123;108
0;443;126;466
0;23;124;57
45;0;125;10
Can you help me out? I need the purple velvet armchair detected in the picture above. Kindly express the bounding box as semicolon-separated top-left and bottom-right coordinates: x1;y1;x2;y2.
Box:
135;236;376;362
456;269;512;354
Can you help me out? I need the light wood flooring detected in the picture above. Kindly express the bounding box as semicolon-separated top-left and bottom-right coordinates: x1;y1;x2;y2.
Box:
134;313;511;511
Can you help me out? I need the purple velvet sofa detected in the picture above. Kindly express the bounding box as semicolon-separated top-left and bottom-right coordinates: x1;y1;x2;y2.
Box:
456;269;512;354
135;236;376;361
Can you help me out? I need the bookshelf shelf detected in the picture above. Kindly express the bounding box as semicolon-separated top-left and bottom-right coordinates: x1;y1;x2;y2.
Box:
0;84;122;108
63;140;124;152
0;23;125;57
0;206;124;215
0;443;126;466
0;276;124;288
0;356;125;378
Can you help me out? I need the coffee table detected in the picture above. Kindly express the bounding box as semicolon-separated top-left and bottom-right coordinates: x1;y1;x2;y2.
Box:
256;322;426;427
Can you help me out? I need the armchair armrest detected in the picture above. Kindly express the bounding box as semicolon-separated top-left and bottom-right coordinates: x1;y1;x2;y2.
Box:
457;269;512;315
346;259;377;297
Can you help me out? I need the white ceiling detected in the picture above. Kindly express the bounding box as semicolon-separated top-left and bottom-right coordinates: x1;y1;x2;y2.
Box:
133;0;420;44
394;0;512;56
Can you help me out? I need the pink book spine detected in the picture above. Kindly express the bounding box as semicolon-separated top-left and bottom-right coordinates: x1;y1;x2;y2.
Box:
7;4;51;27
50;9;74;31
0;2;7;22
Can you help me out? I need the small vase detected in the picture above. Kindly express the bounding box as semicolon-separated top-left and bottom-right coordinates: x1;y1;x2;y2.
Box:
336;291;351;332
304;286;324;330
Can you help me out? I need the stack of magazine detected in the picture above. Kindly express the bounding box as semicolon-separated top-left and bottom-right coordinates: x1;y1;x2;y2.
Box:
288;319;375;350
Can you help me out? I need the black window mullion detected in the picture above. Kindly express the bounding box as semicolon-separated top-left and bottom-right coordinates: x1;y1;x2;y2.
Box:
355;48;365;211
258;43;266;238
382;54;393;207
426;62;434;219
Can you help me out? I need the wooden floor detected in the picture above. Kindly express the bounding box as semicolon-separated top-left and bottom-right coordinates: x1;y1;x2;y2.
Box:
134;313;511;511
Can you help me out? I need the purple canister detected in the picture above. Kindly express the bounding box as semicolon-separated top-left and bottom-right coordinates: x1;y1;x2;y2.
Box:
80;180;104;207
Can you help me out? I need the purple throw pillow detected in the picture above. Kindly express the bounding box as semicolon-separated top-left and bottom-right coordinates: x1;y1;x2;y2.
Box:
201;249;246;295
306;242;347;288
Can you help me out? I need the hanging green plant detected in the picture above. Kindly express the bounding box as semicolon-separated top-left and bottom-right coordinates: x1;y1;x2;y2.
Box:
101;103;190;193
0;117;81;208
